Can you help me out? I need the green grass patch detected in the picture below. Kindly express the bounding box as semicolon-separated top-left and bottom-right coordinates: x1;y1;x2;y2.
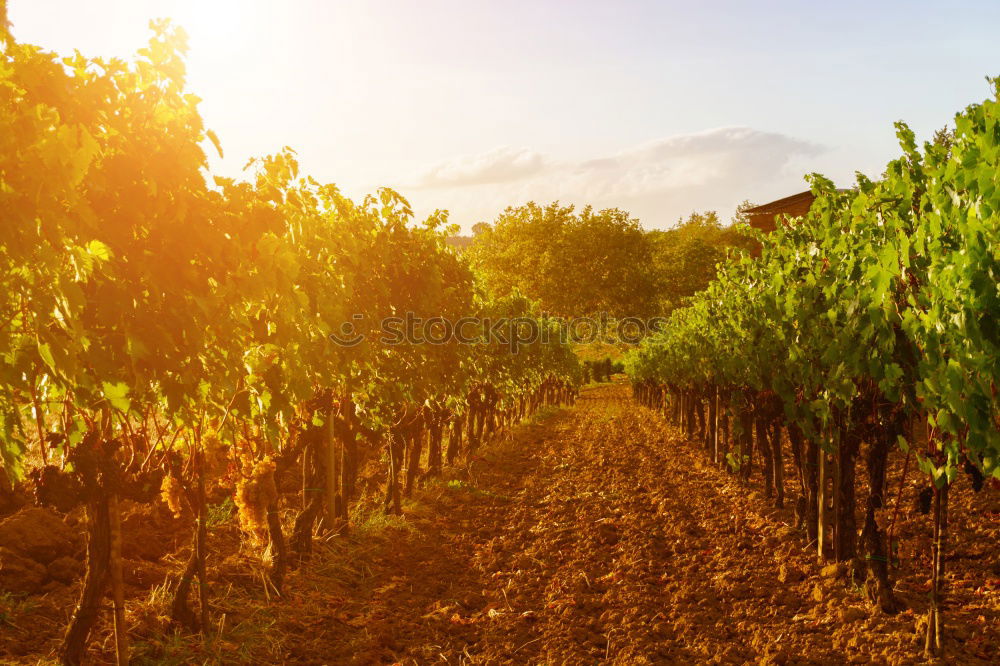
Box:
436;478;510;502
529;405;562;423
0;591;38;629
350;506;415;539
206;497;235;528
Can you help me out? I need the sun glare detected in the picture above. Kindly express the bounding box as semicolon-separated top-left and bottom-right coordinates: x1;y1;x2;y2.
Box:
3;2;1000;664
167;0;263;62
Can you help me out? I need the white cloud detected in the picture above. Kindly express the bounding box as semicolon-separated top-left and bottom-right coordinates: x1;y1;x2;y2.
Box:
414;146;547;187
404;127;825;230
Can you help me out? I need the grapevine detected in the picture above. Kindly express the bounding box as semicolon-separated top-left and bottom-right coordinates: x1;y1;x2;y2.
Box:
0;24;579;663
627;81;1000;657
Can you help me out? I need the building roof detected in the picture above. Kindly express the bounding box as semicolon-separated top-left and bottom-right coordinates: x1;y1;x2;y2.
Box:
745;191;816;234
744;191;817;217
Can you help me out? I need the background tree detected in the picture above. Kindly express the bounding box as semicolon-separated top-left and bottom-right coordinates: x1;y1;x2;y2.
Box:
467;202;657;318
647;206;757;314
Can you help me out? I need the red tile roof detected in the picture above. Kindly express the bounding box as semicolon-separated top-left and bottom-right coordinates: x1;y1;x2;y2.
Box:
745;191;816;232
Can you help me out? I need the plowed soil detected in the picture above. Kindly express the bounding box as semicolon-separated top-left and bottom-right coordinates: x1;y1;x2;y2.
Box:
3;383;998;664
323;384;1000;665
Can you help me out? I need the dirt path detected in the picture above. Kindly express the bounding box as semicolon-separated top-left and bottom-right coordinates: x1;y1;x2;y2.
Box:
13;382;978;664
4;384;997;664
272;382;990;665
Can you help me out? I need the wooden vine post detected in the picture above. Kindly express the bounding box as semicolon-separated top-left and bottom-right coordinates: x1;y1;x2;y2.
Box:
817;430;839;561
324;401;337;528
323;398;347;532
713;388;720;465
924;417;950;659
196;448;210;633
817;450;826;560
107;493;129;666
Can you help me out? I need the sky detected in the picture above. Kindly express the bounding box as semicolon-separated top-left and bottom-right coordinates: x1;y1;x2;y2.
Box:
8;0;1000;231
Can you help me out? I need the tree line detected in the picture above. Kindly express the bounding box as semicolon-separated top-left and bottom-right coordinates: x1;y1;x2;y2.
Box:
461;203;756;319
